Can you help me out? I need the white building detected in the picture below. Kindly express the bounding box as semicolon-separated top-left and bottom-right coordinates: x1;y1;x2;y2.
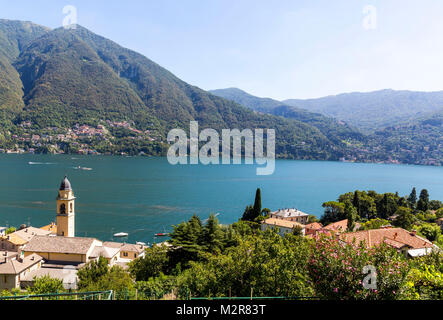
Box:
269;208;310;225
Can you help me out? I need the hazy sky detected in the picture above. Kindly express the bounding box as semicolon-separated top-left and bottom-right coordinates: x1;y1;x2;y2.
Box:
1;0;443;100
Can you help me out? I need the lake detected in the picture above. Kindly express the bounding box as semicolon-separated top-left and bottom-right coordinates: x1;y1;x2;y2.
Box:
0;154;442;245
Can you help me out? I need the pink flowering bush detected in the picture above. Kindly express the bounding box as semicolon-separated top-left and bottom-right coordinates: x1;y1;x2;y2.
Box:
308;235;409;300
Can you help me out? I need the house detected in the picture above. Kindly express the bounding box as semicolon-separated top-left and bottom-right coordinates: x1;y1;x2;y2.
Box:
0;254;43;290
436;217;443;227
23;235;103;265
0;233;28;252
261;218;306;236
0;227;52;253
269;208;310;225
305;219;349;239
103;242;146;262
305;222;323;237
90;246;121;265
340;228;439;258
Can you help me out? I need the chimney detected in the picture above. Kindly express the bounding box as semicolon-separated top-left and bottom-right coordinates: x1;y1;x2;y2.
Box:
410;230;417;236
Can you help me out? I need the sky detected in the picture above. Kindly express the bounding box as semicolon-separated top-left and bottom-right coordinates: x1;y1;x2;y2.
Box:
1;0;443;100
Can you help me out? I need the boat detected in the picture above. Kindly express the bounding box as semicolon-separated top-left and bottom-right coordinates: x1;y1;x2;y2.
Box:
113;232;128;237
136;241;146;246
154;233;169;237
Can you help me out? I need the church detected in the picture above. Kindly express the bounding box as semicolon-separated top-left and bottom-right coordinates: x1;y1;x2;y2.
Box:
56;176;76;237
0;176;146;290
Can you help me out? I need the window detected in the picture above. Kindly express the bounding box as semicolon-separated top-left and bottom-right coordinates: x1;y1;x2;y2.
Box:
60;203;66;214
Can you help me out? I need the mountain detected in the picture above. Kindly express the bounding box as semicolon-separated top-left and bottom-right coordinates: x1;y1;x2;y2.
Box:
211;88;443;166
210;88;366;145
0;19;355;160
370;110;443;165
0;20;49;114
283;90;443;133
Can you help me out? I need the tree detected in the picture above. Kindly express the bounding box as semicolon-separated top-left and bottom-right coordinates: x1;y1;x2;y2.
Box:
408;187;417;209
344;200;357;231
169;215;204;266
377;193;398;219
241;188;263;222
292;225;303;236
417;189;430;212
253;188;262;218
417;223;441;242
241;205;255;222
5;227;16;235
320;201;345;225
393;207;416;230
202;214;224;253
353;191;361;215
28;275;64;295
429;200;443;211
129;244;169;281
77;257;109;289
307;215;319;223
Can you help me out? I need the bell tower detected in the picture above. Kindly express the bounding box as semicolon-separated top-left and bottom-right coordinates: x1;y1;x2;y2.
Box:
56;176;76;237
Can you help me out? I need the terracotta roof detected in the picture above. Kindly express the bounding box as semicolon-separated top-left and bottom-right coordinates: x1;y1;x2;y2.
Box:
305;222;323;230
340;228;434;249
324;219;348;233
0;254;43;275
262;218;305;229
103;242;145;254
24;236;98;255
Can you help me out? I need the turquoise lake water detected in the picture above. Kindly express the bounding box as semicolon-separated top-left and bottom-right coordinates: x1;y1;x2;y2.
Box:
0;154;442;244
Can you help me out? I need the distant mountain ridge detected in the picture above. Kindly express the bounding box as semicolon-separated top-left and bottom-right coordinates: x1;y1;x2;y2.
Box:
211;87;443;166
283;89;443;132
210;88;366;145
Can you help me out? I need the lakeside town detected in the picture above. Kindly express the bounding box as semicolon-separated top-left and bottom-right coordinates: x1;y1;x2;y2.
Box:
1;178;442;299
0;120;161;156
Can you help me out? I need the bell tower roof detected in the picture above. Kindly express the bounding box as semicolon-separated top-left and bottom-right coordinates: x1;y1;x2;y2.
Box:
59;176;72;191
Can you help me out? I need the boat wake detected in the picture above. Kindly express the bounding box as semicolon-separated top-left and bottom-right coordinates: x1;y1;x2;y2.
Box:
28;162;56;165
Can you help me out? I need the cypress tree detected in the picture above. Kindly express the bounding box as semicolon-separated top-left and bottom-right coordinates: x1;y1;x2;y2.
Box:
408;187;417;208
353;191;360;215
253;188;262;219
417;189;430;212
